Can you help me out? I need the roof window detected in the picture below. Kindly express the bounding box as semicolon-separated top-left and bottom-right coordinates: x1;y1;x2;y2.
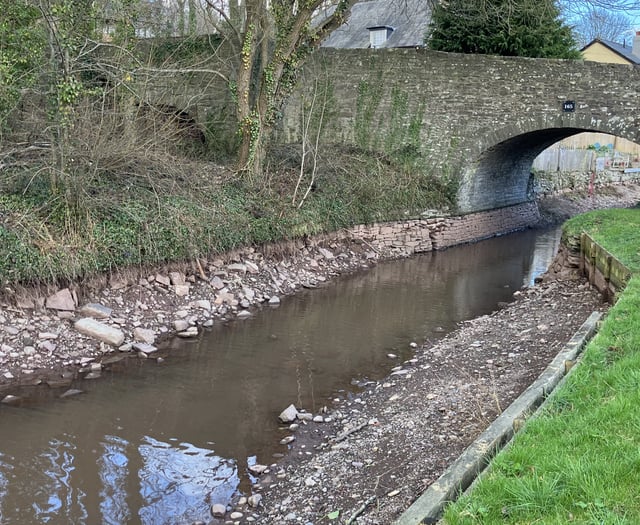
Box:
368;26;394;48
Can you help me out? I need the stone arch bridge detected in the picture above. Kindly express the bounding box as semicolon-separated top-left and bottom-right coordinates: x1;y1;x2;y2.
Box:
147;48;640;214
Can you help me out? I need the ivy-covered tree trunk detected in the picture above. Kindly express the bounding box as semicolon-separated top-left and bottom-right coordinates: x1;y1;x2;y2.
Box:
233;0;356;178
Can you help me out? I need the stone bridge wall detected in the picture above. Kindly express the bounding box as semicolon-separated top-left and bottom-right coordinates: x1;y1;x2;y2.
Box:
279;49;640;213
281;48;640;159
145;48;640;213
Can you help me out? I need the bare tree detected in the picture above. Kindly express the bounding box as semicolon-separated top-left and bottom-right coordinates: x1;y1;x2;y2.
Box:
572;7;633;46
202;0;358;178
560;0;640;26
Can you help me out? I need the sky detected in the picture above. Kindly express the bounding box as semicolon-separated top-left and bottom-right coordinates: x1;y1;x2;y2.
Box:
560;0;640;45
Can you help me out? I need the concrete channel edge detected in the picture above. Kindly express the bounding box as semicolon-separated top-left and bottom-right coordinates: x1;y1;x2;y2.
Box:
395;310;603;525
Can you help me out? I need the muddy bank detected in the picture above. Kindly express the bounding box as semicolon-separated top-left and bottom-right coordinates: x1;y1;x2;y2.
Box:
535;184;640;227
0;239;378;393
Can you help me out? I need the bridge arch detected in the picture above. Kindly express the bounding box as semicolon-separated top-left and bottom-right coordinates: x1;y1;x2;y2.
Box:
458;114;640;213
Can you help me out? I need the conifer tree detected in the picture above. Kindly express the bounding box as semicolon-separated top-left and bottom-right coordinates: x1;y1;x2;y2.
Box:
427;0;581;59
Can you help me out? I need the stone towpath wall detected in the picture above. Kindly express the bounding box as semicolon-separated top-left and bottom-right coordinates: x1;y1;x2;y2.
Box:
343;202;540;256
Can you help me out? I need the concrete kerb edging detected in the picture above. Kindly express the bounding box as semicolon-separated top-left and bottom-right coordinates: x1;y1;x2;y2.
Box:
395;310;603;525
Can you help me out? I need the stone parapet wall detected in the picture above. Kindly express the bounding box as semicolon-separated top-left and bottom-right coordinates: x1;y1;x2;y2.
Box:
343;202;540;256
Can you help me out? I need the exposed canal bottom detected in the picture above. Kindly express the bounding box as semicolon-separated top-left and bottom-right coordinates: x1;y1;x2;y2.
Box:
0;227;563;524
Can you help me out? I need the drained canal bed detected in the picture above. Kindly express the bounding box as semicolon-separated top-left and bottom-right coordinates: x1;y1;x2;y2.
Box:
0;228;562;524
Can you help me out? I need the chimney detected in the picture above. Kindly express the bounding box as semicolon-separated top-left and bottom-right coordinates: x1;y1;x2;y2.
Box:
633;31;640;58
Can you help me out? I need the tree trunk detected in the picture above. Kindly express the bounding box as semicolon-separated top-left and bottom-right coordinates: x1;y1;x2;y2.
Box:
235;1;262;174
234;0;357;178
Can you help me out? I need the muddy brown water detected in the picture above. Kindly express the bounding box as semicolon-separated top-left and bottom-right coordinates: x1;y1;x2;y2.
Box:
0;228;560;524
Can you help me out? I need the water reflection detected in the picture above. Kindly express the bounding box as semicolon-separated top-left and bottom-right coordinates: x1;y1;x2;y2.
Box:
0;454;10;523
138;437;239;525
98;435;130;525
27;437;88;523
523;227;562;286
0;426;240;524
0;227;561;524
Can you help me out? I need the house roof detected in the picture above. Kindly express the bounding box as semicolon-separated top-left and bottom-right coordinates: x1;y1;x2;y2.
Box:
321;0;431;49
581;38;640;65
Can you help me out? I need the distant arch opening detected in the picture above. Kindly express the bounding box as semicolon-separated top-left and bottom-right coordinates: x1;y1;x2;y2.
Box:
458;127;640;213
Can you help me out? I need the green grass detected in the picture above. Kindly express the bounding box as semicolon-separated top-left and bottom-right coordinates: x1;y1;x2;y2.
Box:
563;207;640;271
444;207;640;524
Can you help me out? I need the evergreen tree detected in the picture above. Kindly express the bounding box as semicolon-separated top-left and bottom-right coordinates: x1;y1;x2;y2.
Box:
426;0;581;59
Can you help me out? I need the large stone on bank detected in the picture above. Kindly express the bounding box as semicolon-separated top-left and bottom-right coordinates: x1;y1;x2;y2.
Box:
132;342;158;354
155;274;171;287
173;319;190;332
174;284;190;297
317;247;335;260
79;303;112;319
169;271;186;285
214;291;235;305
248;494;262;508
243;287;256;301
133;327;156;344
38;340;57;353
210;503;226;518
16;297;35;309
248;464;268;475
210;276;225;290
46;289;76;311
278;404;299;423
176;326;199;338
74;318;125;346
245;260;260;274
192;299;212;311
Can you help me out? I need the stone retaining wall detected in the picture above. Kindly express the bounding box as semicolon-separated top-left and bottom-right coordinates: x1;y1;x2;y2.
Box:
548;233;631;302
343;202;540;256
579;233;631;302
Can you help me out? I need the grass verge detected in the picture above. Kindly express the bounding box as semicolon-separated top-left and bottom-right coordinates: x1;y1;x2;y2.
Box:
444;207;640;524
0;142;455;286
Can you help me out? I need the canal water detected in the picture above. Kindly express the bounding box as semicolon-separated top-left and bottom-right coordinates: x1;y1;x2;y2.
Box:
0;227;561;524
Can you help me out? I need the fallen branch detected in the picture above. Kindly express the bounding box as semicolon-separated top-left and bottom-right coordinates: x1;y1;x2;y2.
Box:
330;421;369;444
195;258;207;281
345;495;377;525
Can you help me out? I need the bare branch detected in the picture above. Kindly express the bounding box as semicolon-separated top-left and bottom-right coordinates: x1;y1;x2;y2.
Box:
133;66;229;83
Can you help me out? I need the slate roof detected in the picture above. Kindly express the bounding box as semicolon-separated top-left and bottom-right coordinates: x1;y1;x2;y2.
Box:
321;0;431;49
582;38;640;65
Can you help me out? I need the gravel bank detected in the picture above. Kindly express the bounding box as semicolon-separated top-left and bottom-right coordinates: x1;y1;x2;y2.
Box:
251;277;605;524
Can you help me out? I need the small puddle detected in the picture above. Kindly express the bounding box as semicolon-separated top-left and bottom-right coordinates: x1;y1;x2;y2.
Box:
0;227;561;524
